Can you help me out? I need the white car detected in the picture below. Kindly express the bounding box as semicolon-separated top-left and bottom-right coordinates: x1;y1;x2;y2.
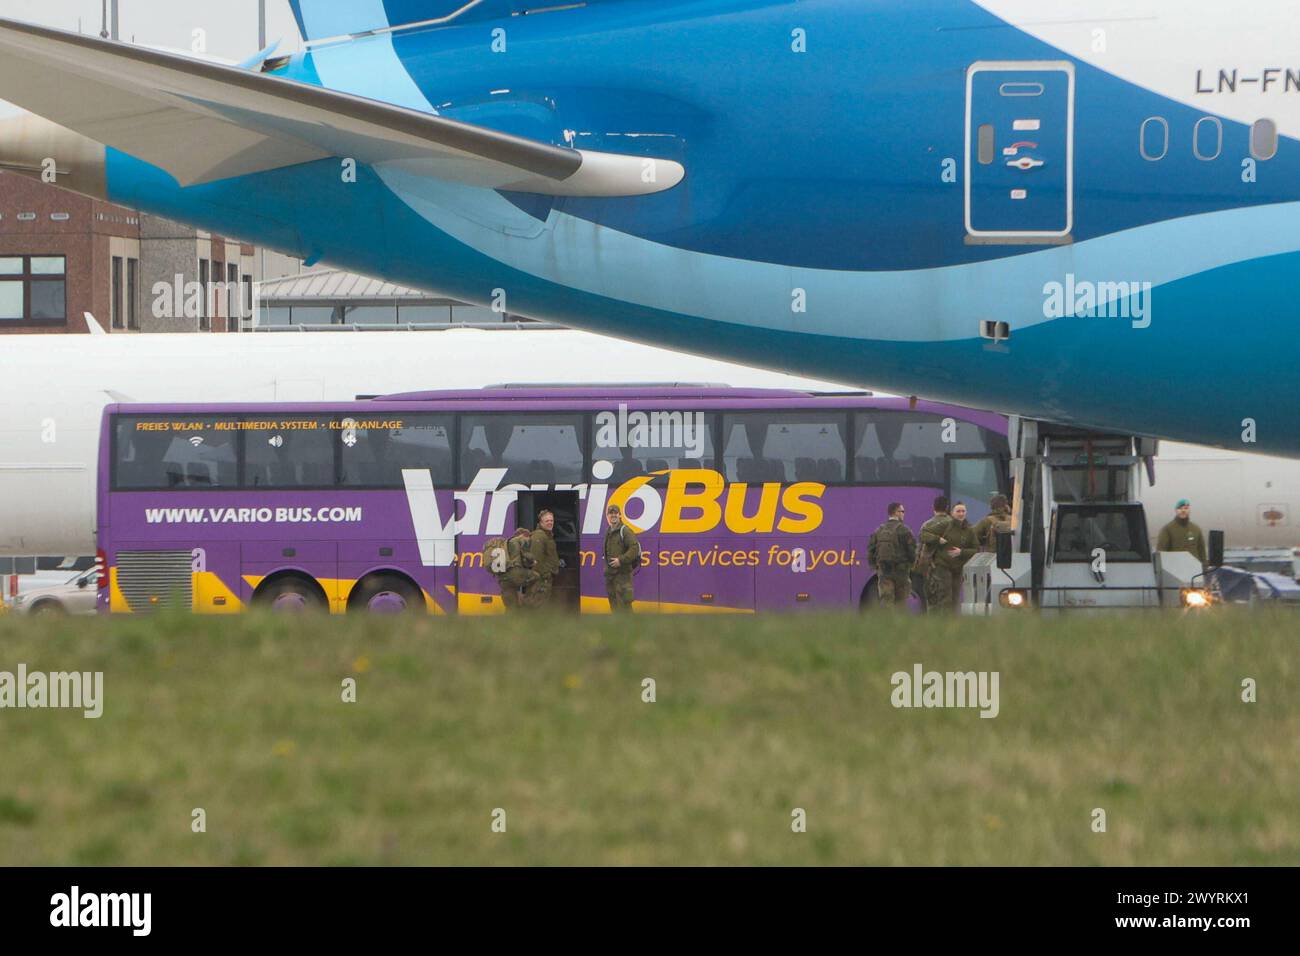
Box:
10;568;99;616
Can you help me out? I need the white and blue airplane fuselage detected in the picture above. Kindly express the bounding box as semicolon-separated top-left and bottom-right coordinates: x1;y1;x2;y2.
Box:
2;0;1297;454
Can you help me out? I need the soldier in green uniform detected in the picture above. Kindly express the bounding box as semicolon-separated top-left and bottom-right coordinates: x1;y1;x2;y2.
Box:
868;501;917;608
526;509;561;609
497;527;539;610
913;495;950;611
972;494;1013;552
922;501;978;613
1156;498;1207;566
602;504;642;612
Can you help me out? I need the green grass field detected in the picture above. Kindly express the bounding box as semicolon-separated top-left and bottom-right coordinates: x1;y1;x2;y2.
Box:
0;609;1296;865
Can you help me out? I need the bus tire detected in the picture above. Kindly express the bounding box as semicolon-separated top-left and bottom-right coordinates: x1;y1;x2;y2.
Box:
349;573;424;614
254;575;327;613
859;578;879;610
859;577;926;613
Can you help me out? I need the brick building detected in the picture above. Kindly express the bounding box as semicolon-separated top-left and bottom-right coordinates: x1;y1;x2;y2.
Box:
0;171;286;334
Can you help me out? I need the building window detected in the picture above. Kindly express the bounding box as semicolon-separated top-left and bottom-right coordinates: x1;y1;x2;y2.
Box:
198;259;210;330
111;256;123;329
398;304;452;324
242;275;252;322
0;254;66;324
227;263;239;331
126;258;139;330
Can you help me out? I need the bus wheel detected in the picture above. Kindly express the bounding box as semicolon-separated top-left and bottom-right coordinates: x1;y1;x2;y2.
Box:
350;574;423;614
860;578;927;614
255;577;326;613
859;579;879;611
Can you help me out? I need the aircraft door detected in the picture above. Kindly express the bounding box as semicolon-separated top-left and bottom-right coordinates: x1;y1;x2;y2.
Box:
966;61;1074;241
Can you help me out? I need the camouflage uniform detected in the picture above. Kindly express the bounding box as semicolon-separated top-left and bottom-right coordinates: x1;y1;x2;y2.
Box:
913;512;950;612
923;516;978;612
498;530;538;610
972;507;1013;553
527;524;561;609
603;521;642;612
867;516;917;607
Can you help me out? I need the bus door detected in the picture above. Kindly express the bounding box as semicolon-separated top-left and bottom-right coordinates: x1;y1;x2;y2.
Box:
965;60;1074;241
945;453;1007;526
516;490;581;612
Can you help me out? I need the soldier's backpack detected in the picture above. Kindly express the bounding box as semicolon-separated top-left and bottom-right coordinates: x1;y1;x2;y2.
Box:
912;518;946;575
482;537;508;576
612;524;643;575
508;532;535;569
874;521;903;565
981;513;1013;552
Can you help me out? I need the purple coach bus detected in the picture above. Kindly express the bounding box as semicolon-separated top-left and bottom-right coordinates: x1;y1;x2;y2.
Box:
95;387;1009;614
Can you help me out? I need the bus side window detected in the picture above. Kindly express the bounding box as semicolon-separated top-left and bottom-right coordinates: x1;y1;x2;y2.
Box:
459;414;585;486
112;415;237;489
720;412;848;483
242;416;334;488
339;414;454;487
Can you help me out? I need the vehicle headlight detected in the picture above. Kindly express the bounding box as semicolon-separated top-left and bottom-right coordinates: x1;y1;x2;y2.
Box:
1181;588;1212;608
999;588;1030;609
12;595;26;607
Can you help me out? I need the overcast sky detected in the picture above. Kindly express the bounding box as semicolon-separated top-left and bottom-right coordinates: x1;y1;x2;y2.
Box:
0;0;304;58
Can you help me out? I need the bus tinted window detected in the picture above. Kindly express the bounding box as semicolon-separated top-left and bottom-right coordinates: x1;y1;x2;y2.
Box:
720;412;848;483
594;409;716;482
339;414;454;487
113;415;238;489
243;416;335;487
459;414;585;485
855;411;994;483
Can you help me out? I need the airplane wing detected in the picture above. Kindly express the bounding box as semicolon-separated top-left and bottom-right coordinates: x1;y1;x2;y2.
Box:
0;17;683;196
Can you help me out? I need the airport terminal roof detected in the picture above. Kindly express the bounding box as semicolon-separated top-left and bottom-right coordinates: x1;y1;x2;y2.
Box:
257;268;447;302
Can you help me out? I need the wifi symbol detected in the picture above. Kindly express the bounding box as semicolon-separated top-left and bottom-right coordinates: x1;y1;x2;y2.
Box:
189;436;205;447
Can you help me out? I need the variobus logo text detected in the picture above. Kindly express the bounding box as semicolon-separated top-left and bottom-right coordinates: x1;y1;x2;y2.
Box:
402;466;826;567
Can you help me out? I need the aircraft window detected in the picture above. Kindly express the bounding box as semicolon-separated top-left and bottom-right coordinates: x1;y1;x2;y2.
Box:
1250;119;1278;160
459;414;585;486
1139;116;1168;161
242;415;335;488
338;413;454;488
721;412;847;483
977;124;994;165
113;415;239;490
1193;116;1222;161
